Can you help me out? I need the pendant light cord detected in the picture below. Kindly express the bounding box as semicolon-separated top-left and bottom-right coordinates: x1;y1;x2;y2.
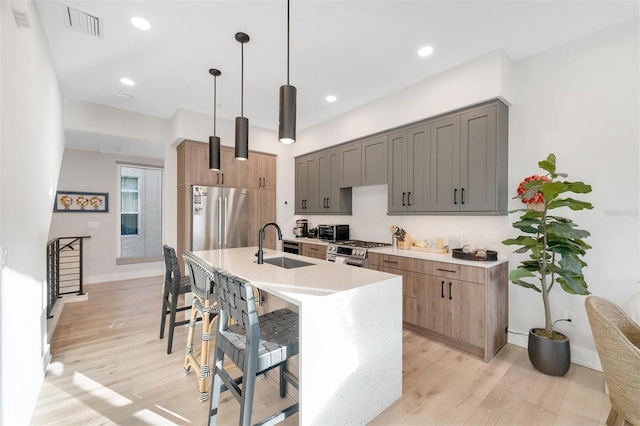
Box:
241;42;244;118
287;0;290;85
213;75;217;136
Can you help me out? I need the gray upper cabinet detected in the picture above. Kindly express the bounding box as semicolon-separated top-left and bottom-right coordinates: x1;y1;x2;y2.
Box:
361;135;388;186
339;141;362;188
297;99;508;216
295;154;319;213
388;125;431;212
430;102;507;214
430;115;461;212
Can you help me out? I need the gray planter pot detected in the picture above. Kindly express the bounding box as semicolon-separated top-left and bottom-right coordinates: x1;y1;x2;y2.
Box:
528;328;571;376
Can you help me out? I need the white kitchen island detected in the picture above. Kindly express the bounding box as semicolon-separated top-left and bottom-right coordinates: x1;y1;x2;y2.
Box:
191;247;403;425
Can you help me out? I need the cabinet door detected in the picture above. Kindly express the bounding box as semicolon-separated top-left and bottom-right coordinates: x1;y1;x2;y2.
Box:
219;147;240;187
447;279;485;348
261;155;277;191
306;154;320;212
387;130;408;212
295;157;308;213
339;141;362;187
326;149;342;213
416;274;447;335
244;154;263;189
430;116;461;211
361;135;388;186
318;150;331;211
407;124;431;212
460;105;497;212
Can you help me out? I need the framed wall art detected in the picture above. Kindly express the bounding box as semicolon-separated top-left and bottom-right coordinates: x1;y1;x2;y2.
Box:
54;191;109;213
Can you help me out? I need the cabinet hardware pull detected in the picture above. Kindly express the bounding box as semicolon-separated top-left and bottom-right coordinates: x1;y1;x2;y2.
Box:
449;282;453;300
263;177;266;187
258;177;262;187
437;268;457;273
454;188;457;205
461;188;465;205
383;260;398;264
310;247;319;251
402;192;406;206
221;173;224;185
408;192;411;206
217;173;220;185
441;281;445;298
326;198;330;208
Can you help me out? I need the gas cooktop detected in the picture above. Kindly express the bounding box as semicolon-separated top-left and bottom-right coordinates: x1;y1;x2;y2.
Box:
334;240;391;249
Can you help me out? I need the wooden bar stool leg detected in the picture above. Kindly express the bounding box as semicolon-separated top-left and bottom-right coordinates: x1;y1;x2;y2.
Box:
183;300;199;375
198;299;213;401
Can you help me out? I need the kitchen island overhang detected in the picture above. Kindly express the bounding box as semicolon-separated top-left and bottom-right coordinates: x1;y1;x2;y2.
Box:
192;247;402;425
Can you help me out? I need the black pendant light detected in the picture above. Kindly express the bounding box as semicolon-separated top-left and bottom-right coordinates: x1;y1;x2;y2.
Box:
278;0;297;144
235;32;250;161
209;68;221;171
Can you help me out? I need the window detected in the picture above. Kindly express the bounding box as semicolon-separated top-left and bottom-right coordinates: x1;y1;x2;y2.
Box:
121;177;139;235
117;164;163;263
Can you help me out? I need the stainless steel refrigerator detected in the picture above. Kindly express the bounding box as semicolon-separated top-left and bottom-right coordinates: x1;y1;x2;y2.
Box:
191;185;249;251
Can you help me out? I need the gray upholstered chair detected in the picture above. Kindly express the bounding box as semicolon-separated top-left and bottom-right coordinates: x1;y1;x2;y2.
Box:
182;252;218;401
209;268;299;426
585;296;640;426
160;245;195;354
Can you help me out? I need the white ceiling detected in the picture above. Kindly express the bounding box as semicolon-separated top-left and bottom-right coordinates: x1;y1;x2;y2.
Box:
36;1;639;138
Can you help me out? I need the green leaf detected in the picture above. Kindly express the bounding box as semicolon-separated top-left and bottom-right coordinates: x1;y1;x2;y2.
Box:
557;275;590;295
546;222;590;239
567;182;592;194
548;198;593;211
559;254;585;275
508;268;536;281
539;181;569;200
512;280;541;292
538;153;556;174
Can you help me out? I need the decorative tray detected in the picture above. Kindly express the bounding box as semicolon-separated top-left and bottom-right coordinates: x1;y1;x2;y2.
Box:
451;248;498;261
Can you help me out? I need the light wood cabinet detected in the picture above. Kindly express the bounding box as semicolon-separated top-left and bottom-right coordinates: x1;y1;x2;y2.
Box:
176;140;277;270
368;252;508;361
301;242;326;260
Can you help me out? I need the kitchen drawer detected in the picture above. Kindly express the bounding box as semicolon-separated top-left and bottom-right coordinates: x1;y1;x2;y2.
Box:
369;252;415;271
433;261;485;284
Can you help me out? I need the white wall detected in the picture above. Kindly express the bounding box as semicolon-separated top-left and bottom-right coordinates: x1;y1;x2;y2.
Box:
291;19;640;370
508;18;639;368
0;1;66;423
48;149;165;283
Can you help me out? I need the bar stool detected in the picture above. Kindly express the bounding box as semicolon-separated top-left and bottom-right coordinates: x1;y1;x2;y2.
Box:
209;268;299;426
182;252;218;401
160;245;197;354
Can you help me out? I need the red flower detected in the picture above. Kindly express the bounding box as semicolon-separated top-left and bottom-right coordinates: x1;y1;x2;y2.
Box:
517;175;550;204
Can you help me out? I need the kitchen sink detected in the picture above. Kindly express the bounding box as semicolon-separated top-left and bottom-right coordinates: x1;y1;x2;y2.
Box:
262;257;314;269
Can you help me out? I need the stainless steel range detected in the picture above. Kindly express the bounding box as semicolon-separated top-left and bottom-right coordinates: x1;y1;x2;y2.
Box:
326;240;391;268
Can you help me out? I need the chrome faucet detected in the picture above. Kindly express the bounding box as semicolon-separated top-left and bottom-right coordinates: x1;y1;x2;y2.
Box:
257;222;282;264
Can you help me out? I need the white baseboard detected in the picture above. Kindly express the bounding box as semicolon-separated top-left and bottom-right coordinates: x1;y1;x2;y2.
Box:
85;269;163;284
507;329;602;372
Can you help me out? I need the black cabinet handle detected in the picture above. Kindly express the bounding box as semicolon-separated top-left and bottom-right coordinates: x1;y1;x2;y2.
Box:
263;177;266;187
437;268;457;274
454;188;457;205
258;177;262;187
221;173;224;185
326;198;330;209
408;192;411;206
383;260;398;264
461;188;465;205
449;282;452;300
402;192;406;206
216;173;220;185
441;281;445;298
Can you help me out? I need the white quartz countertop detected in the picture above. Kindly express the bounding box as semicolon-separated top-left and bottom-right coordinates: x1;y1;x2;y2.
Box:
190;247;399;306
370;246;509;268
282;237;328;245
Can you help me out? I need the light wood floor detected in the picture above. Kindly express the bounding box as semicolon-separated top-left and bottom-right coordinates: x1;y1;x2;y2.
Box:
32;276;611;425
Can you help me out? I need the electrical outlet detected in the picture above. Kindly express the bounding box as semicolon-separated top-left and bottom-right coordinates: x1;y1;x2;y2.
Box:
564;310;575;325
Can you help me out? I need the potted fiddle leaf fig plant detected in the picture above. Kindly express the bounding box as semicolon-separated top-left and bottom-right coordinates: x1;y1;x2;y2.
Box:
502;153;593;376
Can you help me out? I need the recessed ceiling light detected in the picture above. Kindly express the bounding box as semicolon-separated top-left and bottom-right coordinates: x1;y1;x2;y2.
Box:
120;78;135;86
418;46;434;57
115;93;133;100
326;95;337;103
131;17;150;31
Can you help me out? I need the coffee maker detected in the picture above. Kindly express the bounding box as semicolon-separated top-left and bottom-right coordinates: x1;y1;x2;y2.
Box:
293;219;308;238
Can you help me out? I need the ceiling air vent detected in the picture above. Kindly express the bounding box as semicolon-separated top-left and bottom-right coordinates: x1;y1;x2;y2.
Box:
62;4;103;38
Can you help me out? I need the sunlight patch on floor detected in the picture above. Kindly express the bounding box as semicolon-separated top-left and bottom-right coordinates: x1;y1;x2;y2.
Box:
154;404;193;424
72;371;131;407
